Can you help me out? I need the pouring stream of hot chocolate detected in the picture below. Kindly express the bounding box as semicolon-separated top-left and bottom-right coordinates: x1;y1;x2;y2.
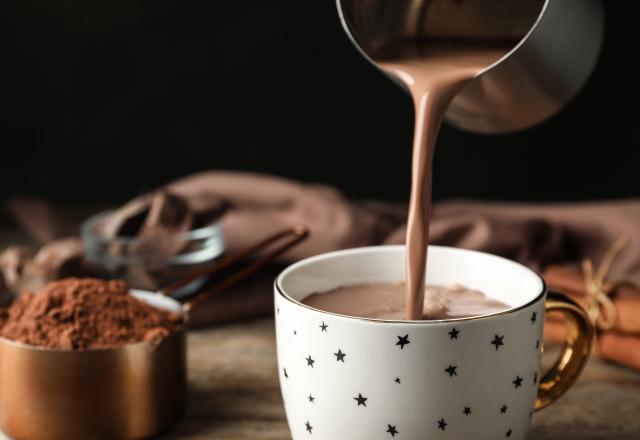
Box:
374;43;512;320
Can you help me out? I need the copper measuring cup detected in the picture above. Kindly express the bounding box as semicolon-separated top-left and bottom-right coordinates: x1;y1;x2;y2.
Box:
0;225;308;440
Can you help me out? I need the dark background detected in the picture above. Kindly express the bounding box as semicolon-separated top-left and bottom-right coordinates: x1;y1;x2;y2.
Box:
1;1;637;206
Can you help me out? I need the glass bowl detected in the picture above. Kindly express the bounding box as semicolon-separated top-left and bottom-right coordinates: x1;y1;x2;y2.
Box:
81;211;225;295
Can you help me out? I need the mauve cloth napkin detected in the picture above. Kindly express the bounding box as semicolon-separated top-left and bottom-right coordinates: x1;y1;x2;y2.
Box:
172;173;640;287
4;172;640;284
2;172;640;362
167;172;406;260
172;173;640;284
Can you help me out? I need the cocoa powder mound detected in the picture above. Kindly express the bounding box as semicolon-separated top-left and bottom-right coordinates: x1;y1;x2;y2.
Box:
0;278;183;350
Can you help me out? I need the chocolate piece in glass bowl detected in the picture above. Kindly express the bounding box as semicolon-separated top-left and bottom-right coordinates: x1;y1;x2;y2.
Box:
100;189;229;240
83;189;229;292
128;192;195;270
99;191;191;239
184;191;230;229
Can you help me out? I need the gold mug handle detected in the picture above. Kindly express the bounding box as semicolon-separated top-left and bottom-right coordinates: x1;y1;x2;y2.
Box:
536;291;595;410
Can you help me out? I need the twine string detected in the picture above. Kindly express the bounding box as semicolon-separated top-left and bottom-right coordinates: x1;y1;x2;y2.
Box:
581;236;629;331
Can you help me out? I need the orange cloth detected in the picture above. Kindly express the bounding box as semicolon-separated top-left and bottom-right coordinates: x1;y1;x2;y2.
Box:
599;332;640;370
544;265;640;370
545;266;640;335
545;319;640;371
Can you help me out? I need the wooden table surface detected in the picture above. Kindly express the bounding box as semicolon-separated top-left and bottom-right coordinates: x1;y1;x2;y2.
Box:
166;317;640;440
1;230;639;439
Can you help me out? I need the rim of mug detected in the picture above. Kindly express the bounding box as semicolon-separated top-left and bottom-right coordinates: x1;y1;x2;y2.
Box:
275;245;547;325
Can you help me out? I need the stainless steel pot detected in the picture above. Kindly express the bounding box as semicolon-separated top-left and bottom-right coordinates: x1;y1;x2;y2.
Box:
337;0;604;134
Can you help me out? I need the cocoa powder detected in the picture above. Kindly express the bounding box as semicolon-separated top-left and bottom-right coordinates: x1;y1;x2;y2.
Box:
0;278;183;350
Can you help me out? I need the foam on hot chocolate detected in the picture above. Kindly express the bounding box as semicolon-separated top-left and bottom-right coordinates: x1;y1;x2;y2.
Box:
303;283;509;320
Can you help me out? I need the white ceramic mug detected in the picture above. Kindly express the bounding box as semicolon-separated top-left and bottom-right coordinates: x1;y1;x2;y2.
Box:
275;246;593;440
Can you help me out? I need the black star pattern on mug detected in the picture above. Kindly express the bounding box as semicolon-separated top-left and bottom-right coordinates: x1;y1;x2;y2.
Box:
283;368;288;379
396;334;410;349
437;418;447;431
513;376;523;388
531;311;537;324
334;349;346;362
294;330;297;335
307;394;315;403
305;421;313;434
506;428;513;437
395;377;401;384
500;404;508;414
306;355;315;368
533;372;538;385
387;424;398;437
319;322;328;332
491;334;505;350
448;327;460;339
445;365;458;377
463;406;472;415
277;307;280;314
354;393;368;407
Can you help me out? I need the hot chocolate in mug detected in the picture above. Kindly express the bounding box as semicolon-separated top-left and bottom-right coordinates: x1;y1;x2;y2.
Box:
275;246;593;440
